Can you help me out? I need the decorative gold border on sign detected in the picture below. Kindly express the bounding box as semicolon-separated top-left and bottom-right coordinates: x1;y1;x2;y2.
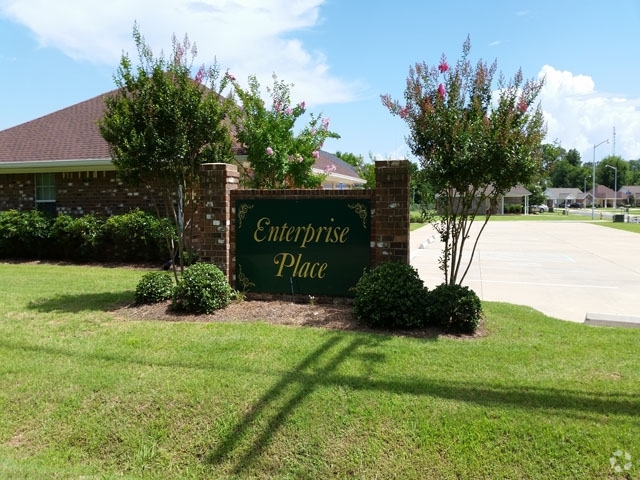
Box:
237;265;255;291
237;203;254;229
348;202;368;229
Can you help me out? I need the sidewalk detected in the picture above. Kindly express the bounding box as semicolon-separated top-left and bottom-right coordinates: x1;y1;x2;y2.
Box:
410;221;640;324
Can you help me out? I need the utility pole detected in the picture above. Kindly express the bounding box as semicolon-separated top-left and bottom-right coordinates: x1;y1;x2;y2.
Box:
612;126;616;156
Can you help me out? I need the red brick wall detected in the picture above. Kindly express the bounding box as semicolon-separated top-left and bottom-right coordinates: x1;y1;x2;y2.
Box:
0;171;167;216
1;161;410;284
197;160;410;288
0;174;35;211
373;160;411;265
196;163;240;279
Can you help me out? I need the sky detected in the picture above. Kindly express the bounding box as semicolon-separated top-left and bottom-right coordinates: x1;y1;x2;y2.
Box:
1;0;639;164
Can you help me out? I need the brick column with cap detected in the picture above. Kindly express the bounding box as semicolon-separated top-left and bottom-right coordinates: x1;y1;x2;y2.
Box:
197;163;239;278
371;159;410;267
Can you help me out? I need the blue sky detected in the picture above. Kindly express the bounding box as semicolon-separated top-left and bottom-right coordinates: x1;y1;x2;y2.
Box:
1;0;639;163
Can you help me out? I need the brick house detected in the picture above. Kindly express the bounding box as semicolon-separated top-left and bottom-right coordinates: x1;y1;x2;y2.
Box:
0;91;364;217
618;185;640;207
584;185;623;208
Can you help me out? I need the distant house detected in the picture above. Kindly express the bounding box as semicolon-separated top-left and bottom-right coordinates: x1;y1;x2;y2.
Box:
544;188;584;207
584;185;623;208
619;186;640;206
437;184;532;215
0;91;364;216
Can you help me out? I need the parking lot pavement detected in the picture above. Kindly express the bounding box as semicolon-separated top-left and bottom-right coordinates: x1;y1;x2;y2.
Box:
410;221;640;323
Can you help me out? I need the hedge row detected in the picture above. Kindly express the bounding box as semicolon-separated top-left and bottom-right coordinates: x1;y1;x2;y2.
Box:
0;209;176;263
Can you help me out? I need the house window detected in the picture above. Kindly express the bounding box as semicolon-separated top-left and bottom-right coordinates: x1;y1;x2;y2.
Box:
35;173;57;216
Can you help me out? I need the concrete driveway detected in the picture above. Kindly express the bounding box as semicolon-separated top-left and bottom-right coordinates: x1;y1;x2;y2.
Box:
410;220;640;323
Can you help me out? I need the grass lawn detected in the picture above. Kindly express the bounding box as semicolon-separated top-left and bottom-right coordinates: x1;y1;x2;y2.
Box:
1;263;639;479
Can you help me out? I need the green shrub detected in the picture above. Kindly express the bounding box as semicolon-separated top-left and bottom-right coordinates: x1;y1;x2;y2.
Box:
0;209;51;258
353;262;429;329
427;283;482;334
49;213;100;260
172;262;231;314
135;271;174;304
103;209;175;262
410;211;425;223
66;214;104;261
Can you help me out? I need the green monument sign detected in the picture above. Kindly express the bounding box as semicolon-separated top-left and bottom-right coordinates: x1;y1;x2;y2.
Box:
235;198;370;296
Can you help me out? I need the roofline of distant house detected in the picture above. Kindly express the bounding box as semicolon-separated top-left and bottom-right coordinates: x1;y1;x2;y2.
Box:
0;158;115;174
312;168;366;184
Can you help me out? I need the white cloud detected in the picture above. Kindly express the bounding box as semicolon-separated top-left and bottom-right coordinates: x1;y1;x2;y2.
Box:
370;143;411;161
0;0;360;106
538;65;640;160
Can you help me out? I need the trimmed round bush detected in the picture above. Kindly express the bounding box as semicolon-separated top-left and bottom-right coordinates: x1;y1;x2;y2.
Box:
427;283;482;334
172;262;231;314
353;262;429;329
135;271;174;304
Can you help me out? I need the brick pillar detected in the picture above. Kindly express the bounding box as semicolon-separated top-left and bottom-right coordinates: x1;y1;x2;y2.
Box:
371;160;410;267
197;163;239;279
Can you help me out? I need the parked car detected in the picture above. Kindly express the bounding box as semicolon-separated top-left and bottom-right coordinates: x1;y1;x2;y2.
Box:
568;202;582;208
530;204;547;213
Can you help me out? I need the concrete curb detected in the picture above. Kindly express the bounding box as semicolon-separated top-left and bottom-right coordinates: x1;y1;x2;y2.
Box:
584;313;640;329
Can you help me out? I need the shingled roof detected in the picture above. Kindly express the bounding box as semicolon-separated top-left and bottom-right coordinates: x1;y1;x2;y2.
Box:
313;150;365;184
0;91;113;163
0;90;363;185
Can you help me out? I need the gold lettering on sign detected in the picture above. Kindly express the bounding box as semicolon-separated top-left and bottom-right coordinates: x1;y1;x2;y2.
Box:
273;253;328;279
252;217;351;248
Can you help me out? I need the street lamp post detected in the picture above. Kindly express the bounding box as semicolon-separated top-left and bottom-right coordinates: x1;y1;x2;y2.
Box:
606;164;618;209
592;139;609;219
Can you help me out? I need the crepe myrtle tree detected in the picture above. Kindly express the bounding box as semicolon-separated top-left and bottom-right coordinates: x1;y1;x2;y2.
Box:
382;37;546;286
99;24;235;279
229;73;340;188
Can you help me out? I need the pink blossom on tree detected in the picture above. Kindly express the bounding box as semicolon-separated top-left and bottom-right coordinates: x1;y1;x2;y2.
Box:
194;65;205;84
324;163;336;173
380;36;546;286
230;74;339;188
517;98;528;113
438;58;449;74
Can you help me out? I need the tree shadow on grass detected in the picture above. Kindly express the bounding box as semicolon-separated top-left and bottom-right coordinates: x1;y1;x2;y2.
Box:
2;324;638;476
26;291;134;313
205;334;392;474
203;331;640;475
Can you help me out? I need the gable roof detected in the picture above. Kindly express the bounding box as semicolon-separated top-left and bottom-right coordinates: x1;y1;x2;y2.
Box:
313;151;364;184
0;91;113;164
0;90;363;184
505;184;531;197
619;185;640;197
544;187;583;200
586;185;616;200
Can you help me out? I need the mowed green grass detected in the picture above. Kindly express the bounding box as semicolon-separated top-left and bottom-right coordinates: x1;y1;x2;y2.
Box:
1;263;639;479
